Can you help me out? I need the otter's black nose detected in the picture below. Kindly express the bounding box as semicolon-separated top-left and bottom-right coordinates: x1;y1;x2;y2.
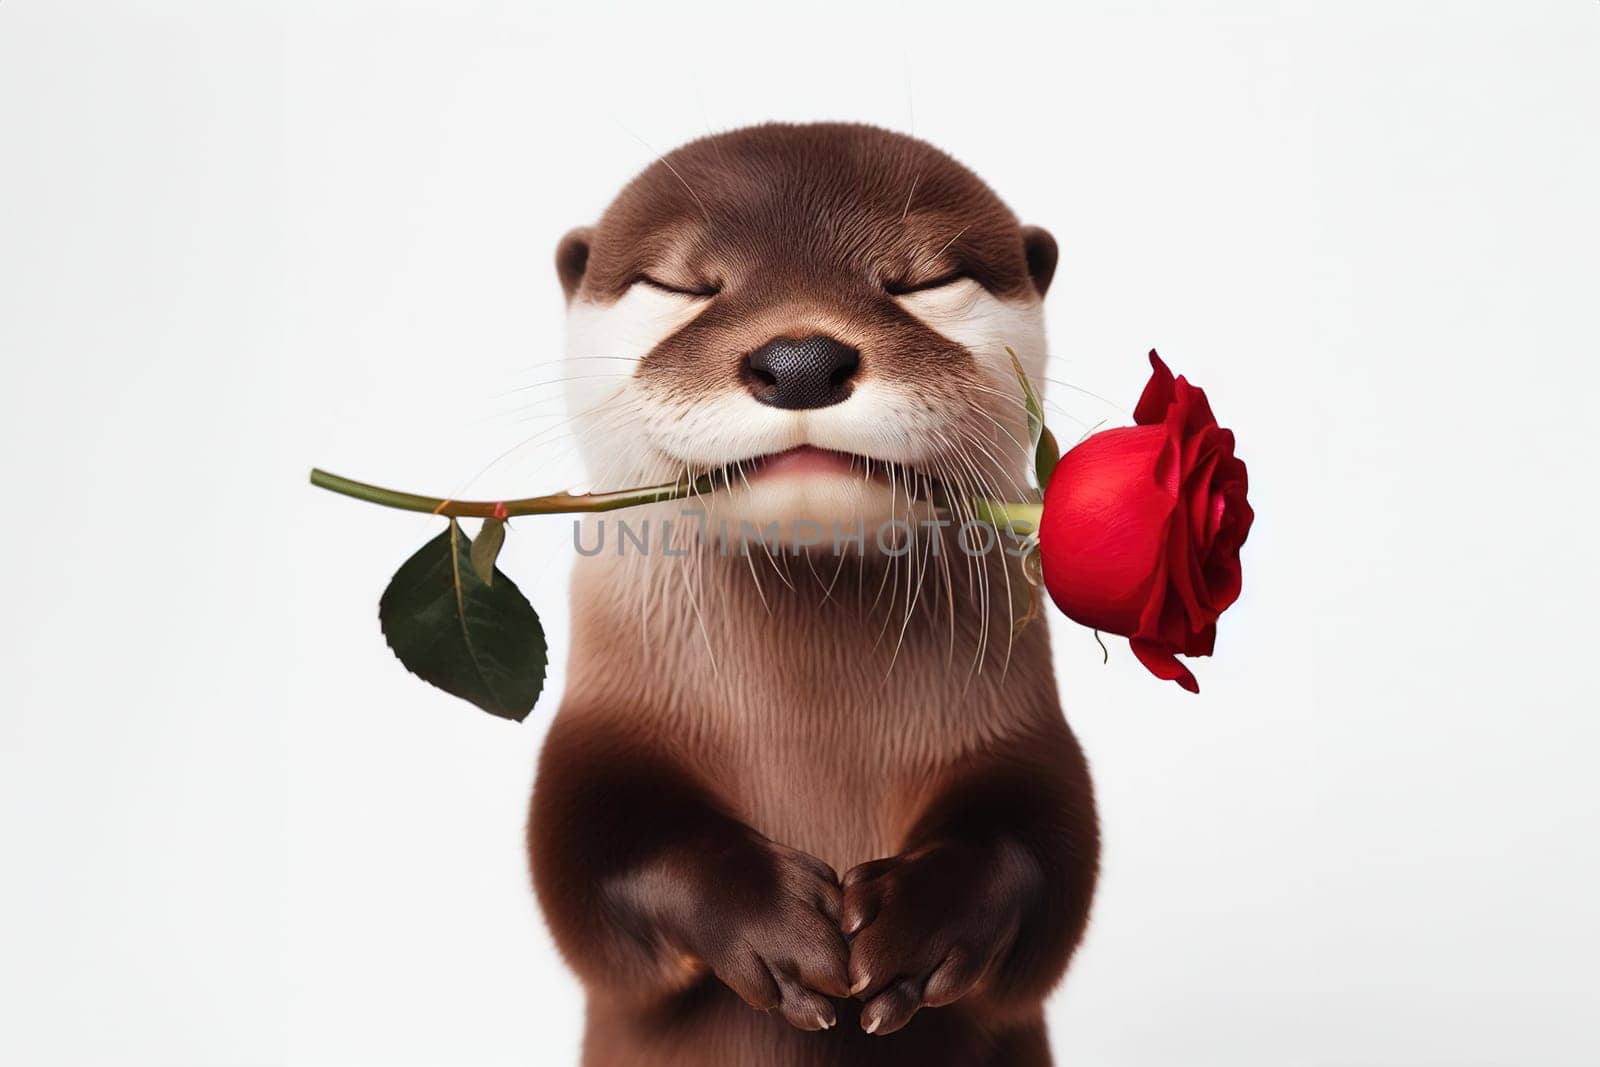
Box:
742;335;860;410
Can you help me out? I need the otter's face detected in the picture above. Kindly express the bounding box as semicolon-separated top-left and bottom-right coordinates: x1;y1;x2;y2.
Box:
559;124;1057;540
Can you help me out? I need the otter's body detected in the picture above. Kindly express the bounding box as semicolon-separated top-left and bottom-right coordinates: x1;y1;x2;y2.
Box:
528;124;1099;1065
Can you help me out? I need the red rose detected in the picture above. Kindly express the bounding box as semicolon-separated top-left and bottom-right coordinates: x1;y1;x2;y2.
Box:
1037;352;1252;692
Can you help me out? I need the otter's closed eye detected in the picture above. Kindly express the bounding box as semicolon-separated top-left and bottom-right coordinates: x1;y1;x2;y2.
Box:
883;272;968;296
636;274;720;298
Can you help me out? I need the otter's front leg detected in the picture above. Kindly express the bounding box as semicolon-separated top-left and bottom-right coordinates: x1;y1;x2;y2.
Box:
841;721;1099;1035
528;711;851;1031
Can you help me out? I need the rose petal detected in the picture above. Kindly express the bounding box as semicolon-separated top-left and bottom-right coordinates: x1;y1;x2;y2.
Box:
1171;375;1218;437
1133;350;1177;426
1185;445;1225;551
1040;425;1177;635
1165;498;1208;631
1131;638;1199;693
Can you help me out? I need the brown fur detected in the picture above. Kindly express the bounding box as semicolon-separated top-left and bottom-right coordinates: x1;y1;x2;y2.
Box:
529;123;1097;1066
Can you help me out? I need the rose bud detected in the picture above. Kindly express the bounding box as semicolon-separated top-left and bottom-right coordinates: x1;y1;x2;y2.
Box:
1037;352;1253;692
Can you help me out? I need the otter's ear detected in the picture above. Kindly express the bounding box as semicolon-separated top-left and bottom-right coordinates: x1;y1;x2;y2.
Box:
1021;225;1058;298
555;226;594;302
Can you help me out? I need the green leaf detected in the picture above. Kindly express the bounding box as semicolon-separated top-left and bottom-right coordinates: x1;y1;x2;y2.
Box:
1034;426;1060;491
470;517;506;586
379;519;547;721
1006;346;1060;491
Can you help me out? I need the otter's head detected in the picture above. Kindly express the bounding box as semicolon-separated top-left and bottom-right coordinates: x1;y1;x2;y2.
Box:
559;123;1056;540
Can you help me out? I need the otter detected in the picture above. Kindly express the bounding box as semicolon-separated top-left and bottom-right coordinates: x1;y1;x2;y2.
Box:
529;123;1098;1066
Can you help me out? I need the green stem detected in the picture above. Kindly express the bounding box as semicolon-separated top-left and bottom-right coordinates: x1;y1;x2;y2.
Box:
311;467;1046;534
308;468;709;519
971;499;1044;534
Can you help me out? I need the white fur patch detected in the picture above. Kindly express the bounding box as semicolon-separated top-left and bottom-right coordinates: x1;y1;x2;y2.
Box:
563;283;712;488
893;280;1048;492
564;283;710;403
893;279;1047;389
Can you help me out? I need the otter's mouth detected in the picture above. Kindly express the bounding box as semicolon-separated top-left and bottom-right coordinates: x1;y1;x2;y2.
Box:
699;446;946;498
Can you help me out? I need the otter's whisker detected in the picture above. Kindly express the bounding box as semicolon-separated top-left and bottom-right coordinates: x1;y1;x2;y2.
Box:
490;371;635;400
900;172;920;223
932;224;969;262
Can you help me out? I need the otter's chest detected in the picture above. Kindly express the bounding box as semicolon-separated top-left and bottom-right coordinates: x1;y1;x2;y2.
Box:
692;681;974;873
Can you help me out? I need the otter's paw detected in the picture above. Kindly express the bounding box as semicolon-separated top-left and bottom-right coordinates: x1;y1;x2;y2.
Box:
841;841;1034;1035
692;840;850;1031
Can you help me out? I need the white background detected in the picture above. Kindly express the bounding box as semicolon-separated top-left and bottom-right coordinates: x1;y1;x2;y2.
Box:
3;2;1597;1064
